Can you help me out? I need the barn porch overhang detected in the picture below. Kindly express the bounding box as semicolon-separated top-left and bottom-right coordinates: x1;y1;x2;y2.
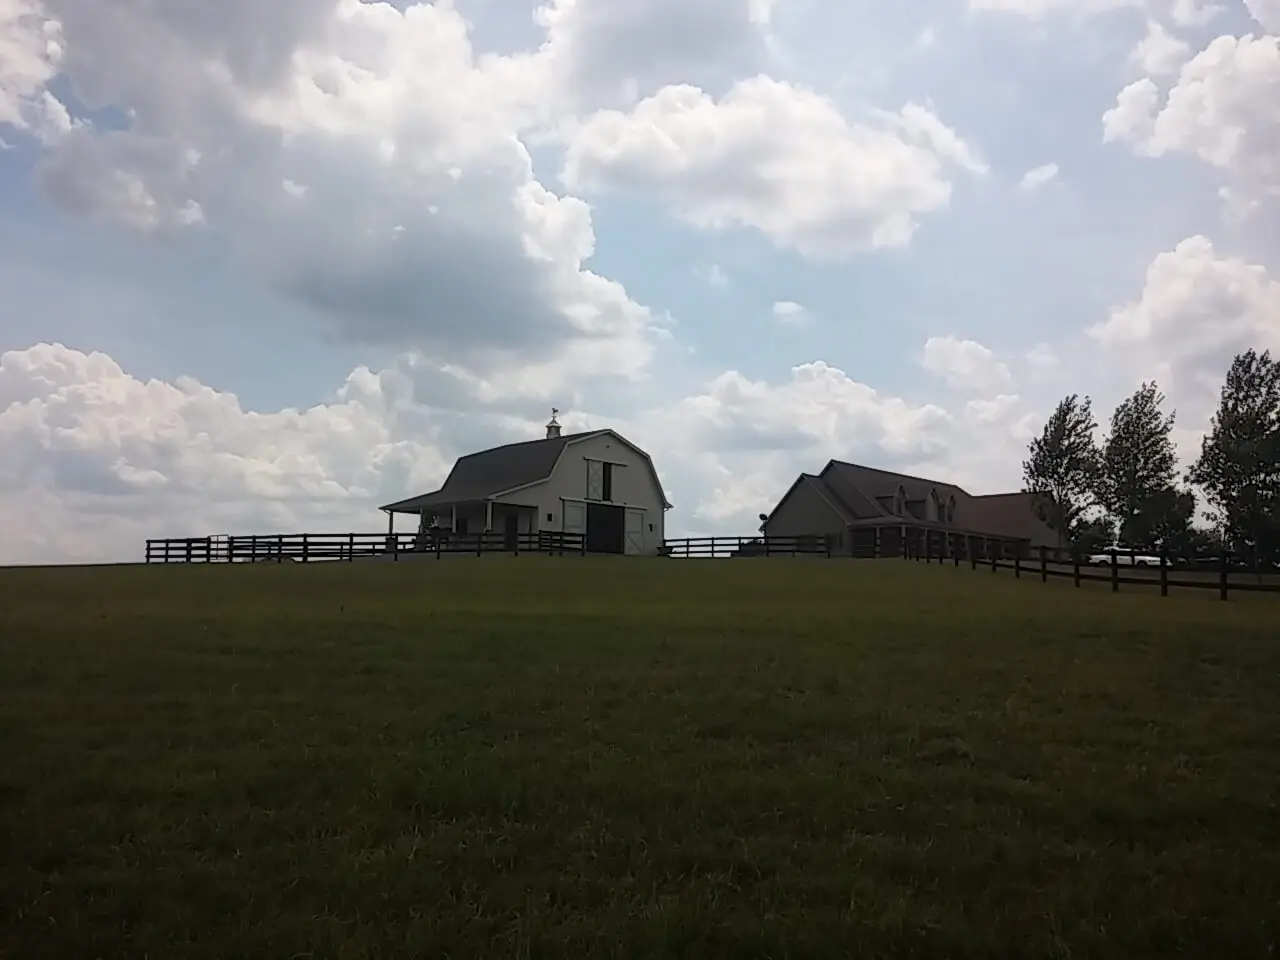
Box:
380;496;538;535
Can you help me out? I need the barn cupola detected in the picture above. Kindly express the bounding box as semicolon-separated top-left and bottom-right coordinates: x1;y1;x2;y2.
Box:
545;408;562;440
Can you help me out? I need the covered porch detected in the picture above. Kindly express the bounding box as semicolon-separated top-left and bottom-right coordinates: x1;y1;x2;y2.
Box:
380;494;540;551
841;519;1032;561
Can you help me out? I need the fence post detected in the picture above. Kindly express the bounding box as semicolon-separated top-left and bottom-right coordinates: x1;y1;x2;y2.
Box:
1110;550;1118;593
1014;552;1021;579
1039;545;1047;583
1160;551;1168;597
970;539;977;571
991;544;997;574
953;537;959;567
393;534;399;562
302;534;310;564
476;533;483;557
825;535;832;559
580;533;586;557
1219;551;1228;601
348;532;355;562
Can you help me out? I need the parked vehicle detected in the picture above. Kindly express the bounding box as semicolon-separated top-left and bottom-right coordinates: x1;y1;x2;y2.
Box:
1086;547;1162;566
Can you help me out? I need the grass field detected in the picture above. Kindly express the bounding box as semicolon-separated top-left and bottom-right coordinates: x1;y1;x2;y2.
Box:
2;559;1278;959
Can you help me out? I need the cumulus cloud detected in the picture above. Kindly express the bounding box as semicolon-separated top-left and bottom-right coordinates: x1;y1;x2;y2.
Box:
2;0;667;396
0;341;458;562
920;336;1015;393
534;0;778;109
1104;31;1280;213
1089;235;1280;414
562;77;985;259
1;342;1042;562
1130;19;1191;75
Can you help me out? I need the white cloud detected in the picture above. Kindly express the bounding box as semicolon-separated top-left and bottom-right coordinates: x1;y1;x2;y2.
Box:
638;360;962;528
967;0;1138;19
1130;19;1191;75
1089;235;1280;415
562;76;985;259
0;0;71;139
771;300;807;324
1026;343;1059;369
2;0;672;398
534;0;778;109
920;336;1014;392
0;341;457;563
1017;162;1060;191
2;342;1044;563
1104;32;1280;213
1246;0;1280;31
699;263;730;287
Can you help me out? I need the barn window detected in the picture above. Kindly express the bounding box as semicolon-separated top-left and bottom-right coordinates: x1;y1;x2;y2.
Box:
602;462;614;501
546;512;553;522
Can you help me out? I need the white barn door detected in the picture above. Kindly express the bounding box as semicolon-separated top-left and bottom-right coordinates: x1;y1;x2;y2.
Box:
624;508;645;555
585;459;603;500
564;501;586;542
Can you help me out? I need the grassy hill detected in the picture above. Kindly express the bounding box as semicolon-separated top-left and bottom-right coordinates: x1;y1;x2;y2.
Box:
2;559;1277;958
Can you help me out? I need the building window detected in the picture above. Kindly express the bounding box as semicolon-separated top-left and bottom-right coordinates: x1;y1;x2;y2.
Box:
546;512;554;522
602;462;613;501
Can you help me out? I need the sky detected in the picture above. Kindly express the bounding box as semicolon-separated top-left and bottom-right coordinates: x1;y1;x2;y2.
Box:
0;0;1278;564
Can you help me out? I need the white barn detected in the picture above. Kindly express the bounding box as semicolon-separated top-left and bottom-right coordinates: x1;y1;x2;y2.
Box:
380;414;672;555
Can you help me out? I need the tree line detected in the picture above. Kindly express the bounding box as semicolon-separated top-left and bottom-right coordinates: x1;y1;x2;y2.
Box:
1022;349;1280;568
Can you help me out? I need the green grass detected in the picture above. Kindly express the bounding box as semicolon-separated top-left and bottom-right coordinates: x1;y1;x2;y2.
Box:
2;559;1278;959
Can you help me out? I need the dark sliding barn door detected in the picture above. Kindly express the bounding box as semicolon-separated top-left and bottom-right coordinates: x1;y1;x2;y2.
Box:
585;503;625;554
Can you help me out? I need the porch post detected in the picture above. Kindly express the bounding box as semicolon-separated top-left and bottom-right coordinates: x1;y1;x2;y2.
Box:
452;504;458;532
386;510;393;535
485;500;493;532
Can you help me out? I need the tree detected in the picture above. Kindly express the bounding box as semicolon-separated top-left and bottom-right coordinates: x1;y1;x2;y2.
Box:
1118;486;1197;555
1022;394;1101;548
1073;516;1114;555
1189;349;1280;569
1096;382;1179;544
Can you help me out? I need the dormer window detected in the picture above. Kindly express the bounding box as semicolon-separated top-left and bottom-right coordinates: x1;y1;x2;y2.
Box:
894;485;907;516
946;494;956;525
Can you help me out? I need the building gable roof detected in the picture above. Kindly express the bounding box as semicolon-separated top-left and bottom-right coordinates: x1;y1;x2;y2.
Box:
767;459;1055;545
823;460;968;512
381;430;604;513
381;428;674;513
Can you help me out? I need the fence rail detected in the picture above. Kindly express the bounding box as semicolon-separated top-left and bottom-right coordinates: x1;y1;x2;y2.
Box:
145;530;587;564
662;535;833;558
916;543;1280;600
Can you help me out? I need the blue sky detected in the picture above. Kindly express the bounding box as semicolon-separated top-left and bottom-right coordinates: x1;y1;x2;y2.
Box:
0;0;1277;562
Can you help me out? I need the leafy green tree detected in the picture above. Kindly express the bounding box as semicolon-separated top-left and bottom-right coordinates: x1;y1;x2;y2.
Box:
1022;394;1101;548
1097;382;1179;542
1072;517;1114;555
1118;486;1197;554
1189;349;1280;569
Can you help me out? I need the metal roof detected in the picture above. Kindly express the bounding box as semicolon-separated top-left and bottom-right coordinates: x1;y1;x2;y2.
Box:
380;430;604;513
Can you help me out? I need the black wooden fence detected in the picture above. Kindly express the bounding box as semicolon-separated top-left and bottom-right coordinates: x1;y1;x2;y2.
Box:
915;542;1280;601
145;530;586;563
